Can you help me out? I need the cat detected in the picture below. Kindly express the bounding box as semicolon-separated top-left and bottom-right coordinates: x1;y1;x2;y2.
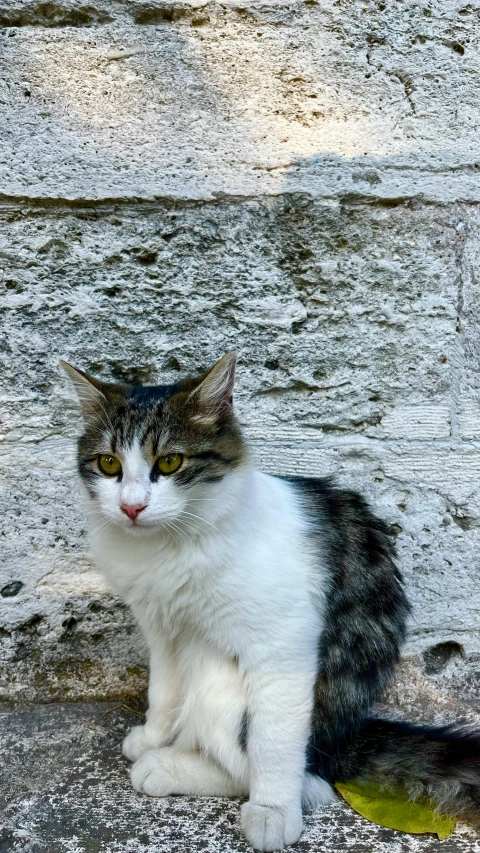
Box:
62;352;480;851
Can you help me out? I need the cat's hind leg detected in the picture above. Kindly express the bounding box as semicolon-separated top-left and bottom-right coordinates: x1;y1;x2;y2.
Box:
130;746;248;798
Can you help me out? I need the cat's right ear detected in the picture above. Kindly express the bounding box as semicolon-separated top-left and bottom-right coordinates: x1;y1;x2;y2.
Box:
60;361;108;421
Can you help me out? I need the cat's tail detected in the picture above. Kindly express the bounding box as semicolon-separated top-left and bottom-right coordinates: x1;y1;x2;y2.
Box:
336;718;480;814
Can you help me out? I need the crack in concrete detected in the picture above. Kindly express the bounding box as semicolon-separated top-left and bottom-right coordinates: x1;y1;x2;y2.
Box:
387;70;417;115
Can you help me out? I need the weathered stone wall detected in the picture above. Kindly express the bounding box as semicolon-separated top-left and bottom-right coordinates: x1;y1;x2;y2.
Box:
1;0;480;702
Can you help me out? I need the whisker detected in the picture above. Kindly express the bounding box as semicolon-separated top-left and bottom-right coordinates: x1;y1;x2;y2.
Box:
180;511;221;535
90;519;115;537
185;497;226;501
164;519;194;545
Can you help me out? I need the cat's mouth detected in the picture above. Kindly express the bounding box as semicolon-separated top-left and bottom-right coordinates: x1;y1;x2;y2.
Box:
118;515;154;536
121;514;151;531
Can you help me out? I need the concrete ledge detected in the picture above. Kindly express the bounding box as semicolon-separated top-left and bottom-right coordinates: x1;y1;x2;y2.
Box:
2;699;480;852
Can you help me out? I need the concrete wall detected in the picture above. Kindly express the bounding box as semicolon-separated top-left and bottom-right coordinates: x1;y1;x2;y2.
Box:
1;0;480;702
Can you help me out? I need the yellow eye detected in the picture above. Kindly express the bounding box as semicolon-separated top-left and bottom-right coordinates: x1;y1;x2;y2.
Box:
98;454;122;477
157;454;183;475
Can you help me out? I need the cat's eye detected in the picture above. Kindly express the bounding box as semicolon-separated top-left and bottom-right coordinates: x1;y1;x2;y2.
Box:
157;454;183;475
97;454;122;477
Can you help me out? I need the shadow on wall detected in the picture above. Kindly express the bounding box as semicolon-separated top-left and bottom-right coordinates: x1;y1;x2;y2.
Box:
12;2;478;197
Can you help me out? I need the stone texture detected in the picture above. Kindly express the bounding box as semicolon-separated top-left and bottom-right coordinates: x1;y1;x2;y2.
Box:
1;1;480;202
1;0;480;703
2;700;480;852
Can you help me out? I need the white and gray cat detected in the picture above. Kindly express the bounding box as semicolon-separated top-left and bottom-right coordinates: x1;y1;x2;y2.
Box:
62;352;480;851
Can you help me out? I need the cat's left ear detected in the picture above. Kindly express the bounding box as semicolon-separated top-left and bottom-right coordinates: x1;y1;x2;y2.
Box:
189;351;237;424
60;361;109;421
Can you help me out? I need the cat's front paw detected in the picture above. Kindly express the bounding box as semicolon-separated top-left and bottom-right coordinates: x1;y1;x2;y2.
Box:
241;802;303;851
122;725;167;762
130;749;174;797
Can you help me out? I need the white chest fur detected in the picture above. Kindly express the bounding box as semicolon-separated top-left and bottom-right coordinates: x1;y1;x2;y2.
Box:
90;469;325;671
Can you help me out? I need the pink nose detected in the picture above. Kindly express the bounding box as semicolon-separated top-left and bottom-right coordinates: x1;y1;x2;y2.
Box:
121;503;147;521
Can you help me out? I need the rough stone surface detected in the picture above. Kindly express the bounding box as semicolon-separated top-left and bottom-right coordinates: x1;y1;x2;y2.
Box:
1;0;480;704
1;1;480;202
2;699;480;852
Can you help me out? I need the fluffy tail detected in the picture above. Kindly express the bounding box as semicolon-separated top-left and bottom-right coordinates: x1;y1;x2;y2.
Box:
338;719;480;814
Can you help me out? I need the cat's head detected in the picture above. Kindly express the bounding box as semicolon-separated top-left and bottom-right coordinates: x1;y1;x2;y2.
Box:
61;353;247;535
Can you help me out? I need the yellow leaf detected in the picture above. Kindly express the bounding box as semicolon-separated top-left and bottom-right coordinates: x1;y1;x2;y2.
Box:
335;779;456;840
